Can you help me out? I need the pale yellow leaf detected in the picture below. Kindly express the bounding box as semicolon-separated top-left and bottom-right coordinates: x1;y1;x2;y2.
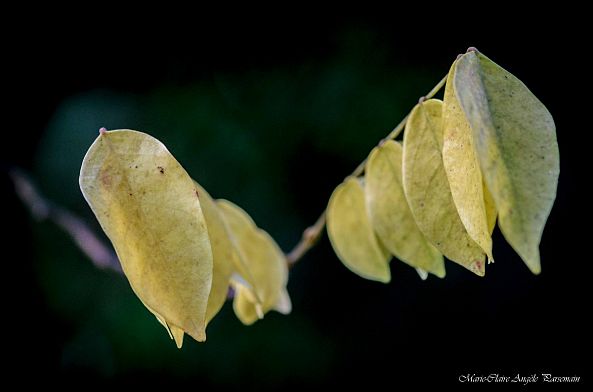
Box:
79;129;213;344
365;140;445;278
443;62;494;261
217;200;290;325
454;52;559;274
193;182;235;324
228;272;264;324
274;288;292;314
402;100;486;276
416;268;428;281
229;273;258;302
170;325;185;349
232;284;262;325
327;177;391;282
484;181;497;236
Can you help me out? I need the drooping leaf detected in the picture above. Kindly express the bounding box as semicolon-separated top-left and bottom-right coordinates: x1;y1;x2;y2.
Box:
193;181;237;325
402;100;486;276
365;140;445;278
217;199;290;325
454;51;560;274
327;177;391;282
79;129;213;346
443;63;493;261
232;284;262;324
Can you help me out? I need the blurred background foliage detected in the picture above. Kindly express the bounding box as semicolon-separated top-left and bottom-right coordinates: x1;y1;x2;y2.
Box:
4;14;588;389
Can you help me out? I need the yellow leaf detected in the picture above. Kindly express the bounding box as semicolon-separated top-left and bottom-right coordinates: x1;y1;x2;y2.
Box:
170;325;185;349
193;182;236;325
79;129;213;345
402;100;486;276
228;272;260;304
217;200;290;325
327;177;391;282
454;52;560;274
274;288;292;314
141;299;173;338
232;284;262;325
143;300;185;348
443;62;493;261
365;140;445;278
415;268;429;281
484;181;497;235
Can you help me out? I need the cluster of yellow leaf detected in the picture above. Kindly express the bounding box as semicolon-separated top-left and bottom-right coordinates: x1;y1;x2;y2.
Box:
78;49;559;347
79;130;290;347
327;50;559;282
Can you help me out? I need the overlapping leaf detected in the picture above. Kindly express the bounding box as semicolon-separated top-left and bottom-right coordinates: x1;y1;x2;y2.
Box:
365;140;445;278
193;181;245;325
327;177;391;282
454;51;560;274
217;200;291;325
402;100;487;276
443;63;493;262
484;181;497;234
79;129;213;347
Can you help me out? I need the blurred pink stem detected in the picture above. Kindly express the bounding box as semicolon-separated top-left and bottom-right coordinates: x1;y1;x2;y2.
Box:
10;169;122;272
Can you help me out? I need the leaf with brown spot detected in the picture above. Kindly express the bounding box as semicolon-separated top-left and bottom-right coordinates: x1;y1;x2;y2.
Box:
80;129;213;346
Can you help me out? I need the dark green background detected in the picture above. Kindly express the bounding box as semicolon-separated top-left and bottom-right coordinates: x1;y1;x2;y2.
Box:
4;14;588;389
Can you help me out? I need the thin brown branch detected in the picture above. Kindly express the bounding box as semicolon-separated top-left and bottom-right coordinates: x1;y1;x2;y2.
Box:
10;169;122;273
284;74;448;266
286;211;326;268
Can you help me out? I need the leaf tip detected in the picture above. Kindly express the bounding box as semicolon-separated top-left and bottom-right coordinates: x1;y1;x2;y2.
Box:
469;259;486;277
170;325;185;348
377;271;391;284
196;330;207;343
99;127;108;135
255;303;264;319
416;268;428;281
520;249;541;275
274;289;292;315
527;259;542;275
184;321;207;343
